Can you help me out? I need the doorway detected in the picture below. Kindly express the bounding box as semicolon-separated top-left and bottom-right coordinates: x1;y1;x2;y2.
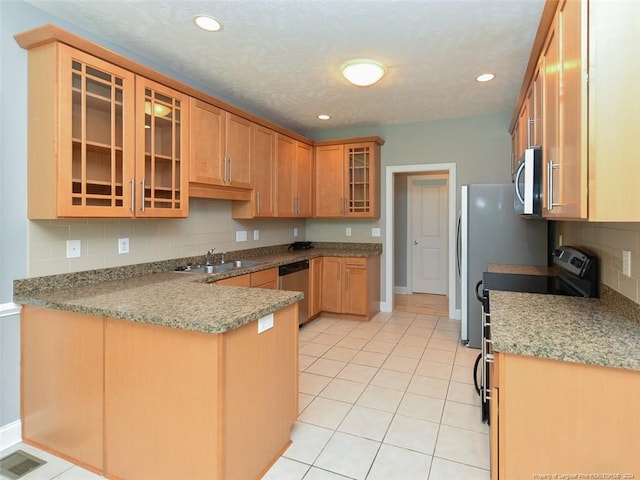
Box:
383;163;457;319
407;175;448;295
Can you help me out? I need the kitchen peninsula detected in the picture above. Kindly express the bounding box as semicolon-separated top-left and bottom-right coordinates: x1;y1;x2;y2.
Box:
13;243;381;480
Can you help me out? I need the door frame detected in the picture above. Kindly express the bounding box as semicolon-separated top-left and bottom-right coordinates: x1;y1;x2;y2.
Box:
406;174;449;296
383;163;458;320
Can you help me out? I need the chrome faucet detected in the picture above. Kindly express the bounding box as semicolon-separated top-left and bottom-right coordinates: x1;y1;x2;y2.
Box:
205;248;215;266
220;252;226;264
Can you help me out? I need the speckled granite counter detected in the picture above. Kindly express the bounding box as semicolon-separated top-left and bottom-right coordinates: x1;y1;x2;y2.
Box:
490;290;640;370
13;243;381;334
15;272;303;334
487;263;558;275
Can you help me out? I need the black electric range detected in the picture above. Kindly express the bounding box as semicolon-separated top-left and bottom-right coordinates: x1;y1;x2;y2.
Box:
475;246;599;424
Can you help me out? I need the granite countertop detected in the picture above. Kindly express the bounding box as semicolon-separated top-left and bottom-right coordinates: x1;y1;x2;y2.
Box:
16;272;303;334
489;290;640;371
14;243;381;334
487;264;558;276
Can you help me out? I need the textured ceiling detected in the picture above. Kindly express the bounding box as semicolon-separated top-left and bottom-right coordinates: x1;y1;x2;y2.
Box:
24;0;545;136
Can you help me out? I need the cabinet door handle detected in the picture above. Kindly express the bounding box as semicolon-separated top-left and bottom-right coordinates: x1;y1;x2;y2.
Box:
256;191;261;214
527;118;534;148
228;157;232;183
345;270;349;290
547;162;560;210
140;178;145;212
130;178;135;213
223;156;228;183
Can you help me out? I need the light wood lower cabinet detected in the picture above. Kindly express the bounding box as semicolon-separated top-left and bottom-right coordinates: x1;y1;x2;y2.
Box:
309;257;323;320
21;306;104;473
21;303;298;480
320;256;380;320
214;267;278;289
491;351;640;479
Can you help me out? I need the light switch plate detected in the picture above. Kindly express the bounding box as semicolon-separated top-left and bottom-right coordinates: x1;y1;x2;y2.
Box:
293;227;299;237
623;250;631;277
236;230;248;242
118;237;129;254
258;313;274;334
372;228;381;237
346;227;352;237
66;240;81;258
253;229;259;240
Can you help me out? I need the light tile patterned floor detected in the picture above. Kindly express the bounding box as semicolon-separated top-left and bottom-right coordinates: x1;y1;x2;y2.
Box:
263;294;488;480
0;294;487;480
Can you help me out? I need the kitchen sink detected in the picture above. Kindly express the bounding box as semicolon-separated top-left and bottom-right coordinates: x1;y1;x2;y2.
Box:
176;260;264;274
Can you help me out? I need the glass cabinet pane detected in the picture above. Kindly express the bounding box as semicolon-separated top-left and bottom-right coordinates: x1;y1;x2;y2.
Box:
70;59;126;208
142;87;183;210
347;146;371;214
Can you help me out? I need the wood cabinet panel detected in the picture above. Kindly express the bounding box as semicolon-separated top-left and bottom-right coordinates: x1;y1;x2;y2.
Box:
105;319;220;480
321;256;379;319
493;352;640;478
21;306;104;472
314;139;382;218
295;142;313;217
188;101;252;200
276;134;296;217
232;123;276;218
251;267;278;288
309;257;323;319
215;273;251;287
315;144;345;217
321;257;343;313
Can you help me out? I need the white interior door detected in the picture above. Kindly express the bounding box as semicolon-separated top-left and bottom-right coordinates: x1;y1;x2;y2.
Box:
409;177;448;294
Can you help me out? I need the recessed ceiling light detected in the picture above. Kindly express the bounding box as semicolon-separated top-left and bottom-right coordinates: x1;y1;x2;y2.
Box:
318;114;331;120
193;14;223;32
341;59;386;87
476;73;495;82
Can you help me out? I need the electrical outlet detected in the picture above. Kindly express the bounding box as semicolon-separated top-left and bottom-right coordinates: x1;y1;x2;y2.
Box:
66;240;81;258
623;250;632;277
253;229;259;241
258;313;274;334
293;227;299;237
346;227;352;237
118;237;130;254
235;230;247;242
372;228;381;237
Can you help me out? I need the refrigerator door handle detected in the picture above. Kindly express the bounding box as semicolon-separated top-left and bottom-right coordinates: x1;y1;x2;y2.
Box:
456;211;461;280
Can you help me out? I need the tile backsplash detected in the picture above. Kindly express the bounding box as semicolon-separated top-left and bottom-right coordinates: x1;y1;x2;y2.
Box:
27;198;305;278
559;221;640;303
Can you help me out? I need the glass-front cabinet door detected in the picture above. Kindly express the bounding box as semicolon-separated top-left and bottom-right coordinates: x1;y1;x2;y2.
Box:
135;78;189;217
61;45;135;217
345;143;379;217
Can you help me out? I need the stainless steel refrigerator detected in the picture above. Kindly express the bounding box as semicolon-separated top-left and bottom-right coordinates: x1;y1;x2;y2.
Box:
459;184;548;348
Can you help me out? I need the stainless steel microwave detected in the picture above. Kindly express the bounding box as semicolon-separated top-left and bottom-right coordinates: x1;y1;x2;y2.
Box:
514;147;543;217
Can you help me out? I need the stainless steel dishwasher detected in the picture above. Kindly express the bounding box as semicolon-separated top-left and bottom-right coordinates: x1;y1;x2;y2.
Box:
278;260;309;325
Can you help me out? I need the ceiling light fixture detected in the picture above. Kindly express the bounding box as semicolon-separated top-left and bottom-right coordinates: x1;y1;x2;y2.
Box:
193;14;223;32
341;59;386;87
476;73;495;82
318;114;331;120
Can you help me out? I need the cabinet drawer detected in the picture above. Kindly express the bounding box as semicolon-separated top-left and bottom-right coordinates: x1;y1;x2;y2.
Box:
343;258;366;269
215;274;251;287
251;268;278;288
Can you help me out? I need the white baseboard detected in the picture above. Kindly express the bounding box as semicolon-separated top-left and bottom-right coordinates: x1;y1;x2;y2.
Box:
393;286;409;295
0;420;22;451
380;301;392;313
453;308;461;320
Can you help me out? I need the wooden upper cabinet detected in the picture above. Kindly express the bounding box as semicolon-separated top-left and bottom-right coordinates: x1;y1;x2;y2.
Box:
136;77;190;217
315;144;345;217
275;134;312;217
189;99;252;200
295;142;313;217
514;0;640;221
314;138;383;219
232;123;276;219
22;41;188;218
